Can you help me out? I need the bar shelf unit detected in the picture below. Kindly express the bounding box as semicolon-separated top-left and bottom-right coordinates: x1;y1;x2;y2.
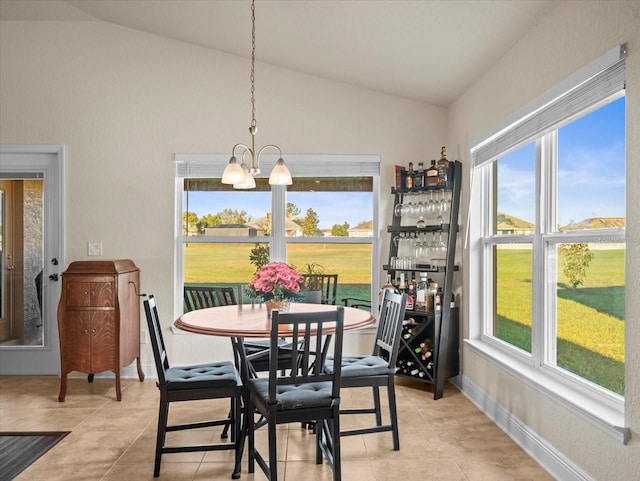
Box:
386;160;461;399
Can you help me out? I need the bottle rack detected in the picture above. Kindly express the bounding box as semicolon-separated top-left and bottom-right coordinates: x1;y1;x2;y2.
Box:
387;160;461;399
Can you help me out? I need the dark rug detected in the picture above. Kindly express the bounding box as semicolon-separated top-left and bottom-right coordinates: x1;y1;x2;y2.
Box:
0;431;69;481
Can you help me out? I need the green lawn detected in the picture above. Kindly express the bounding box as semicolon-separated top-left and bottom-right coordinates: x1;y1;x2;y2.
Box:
183;243;625;395
183;243;372;305
496;248;625;395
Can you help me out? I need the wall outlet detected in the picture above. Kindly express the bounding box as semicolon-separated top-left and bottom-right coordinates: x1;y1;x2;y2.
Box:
87;241;103;256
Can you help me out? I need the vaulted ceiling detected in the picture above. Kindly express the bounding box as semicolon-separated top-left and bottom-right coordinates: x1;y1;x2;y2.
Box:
0;0;558;106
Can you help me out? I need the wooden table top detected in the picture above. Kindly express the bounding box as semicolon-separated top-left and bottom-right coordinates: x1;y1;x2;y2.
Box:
175;303;375;338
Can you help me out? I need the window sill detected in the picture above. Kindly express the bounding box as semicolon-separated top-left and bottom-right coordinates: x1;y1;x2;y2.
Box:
464;338;630;444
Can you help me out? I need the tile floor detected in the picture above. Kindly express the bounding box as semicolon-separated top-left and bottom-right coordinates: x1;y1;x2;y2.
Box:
0;375;553;481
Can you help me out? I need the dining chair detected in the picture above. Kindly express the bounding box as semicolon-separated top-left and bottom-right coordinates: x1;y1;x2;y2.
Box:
301;273;339;305
143;295;245;479
325;289;406;450
184;285;236;311
241;307;345;481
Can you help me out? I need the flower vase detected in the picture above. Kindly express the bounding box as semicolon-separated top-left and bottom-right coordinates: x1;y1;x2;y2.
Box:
265;299;291;318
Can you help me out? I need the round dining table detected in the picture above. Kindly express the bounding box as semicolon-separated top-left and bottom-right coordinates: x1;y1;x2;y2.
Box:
175;302;375;338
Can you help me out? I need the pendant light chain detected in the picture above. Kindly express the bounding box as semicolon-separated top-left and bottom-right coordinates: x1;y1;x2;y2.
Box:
250;0;257;132
222;0;292;188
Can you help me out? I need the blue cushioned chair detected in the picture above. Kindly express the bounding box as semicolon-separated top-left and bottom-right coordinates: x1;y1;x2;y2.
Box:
325;289;406;450
144;295;244;479
241;307;345;481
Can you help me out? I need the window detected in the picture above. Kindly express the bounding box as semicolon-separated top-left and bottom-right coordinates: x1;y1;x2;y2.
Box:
175;155;379;313
469;45;627;442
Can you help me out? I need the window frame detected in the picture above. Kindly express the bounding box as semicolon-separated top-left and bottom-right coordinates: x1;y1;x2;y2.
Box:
174;153;380;314
467;46;629;444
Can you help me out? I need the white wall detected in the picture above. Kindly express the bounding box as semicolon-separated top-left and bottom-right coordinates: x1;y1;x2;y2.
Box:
0;20;444;365
448;1;640;480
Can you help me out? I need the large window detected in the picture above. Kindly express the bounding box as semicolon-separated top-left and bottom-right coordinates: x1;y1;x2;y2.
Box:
175;155;379;313
469;45;627;441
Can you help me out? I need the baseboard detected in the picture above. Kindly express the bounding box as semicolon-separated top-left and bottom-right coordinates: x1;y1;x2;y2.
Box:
452;375;593;481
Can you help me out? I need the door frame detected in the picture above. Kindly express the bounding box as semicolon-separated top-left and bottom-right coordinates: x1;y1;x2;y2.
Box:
0;145;64;374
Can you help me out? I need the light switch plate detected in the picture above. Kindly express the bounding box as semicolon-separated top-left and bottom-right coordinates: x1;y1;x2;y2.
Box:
88;241;103;256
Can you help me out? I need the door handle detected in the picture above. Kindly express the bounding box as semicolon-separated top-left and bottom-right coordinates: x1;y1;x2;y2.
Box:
49;274;59;281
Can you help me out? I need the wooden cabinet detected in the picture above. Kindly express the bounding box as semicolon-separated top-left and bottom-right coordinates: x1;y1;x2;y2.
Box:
57;260;144;401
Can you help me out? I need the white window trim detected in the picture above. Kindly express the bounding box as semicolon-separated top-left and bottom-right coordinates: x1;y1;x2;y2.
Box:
467;46;629;444
174;153;380;316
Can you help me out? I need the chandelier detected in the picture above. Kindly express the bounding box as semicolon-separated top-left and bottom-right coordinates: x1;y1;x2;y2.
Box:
221;0;292;189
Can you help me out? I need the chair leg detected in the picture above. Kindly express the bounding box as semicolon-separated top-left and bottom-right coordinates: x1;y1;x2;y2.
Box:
373;385;382;426
221;399;232;439
387;378;400;451
248;401;255;474
154;390;169;477
268;418;278;481
332;412;342;481
232;393;243;479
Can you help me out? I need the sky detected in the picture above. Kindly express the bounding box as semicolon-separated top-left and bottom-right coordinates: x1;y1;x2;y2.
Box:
497;96;625;227
185;97;625;230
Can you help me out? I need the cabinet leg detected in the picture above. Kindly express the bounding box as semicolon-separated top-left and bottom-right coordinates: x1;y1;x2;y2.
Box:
58;373;68;402
115;371;122;401
136;356;145;382
87;373;94;383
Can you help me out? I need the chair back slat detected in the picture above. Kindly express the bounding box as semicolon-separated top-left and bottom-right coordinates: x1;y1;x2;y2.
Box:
268;308;344;403
301;274;339;305
184;286;237;312
373;290;407;366
144;295;169;384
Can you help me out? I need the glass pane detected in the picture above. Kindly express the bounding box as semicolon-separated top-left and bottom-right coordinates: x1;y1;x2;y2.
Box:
557;96;625;231
183;242;266;309
555;242;625;395
0;179;44;346
286;243;372;308
183;179;272;237
493;244;532;353
495;142;536;235
286;177;373;237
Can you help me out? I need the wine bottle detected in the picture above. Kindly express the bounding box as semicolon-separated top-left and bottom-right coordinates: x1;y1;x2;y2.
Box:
405;275;415;310
415;273;428;311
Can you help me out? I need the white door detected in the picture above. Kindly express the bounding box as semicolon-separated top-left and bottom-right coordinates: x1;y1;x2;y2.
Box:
0;146;63;374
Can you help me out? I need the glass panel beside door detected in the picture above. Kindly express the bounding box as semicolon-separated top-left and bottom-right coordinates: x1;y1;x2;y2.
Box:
0;178;44;346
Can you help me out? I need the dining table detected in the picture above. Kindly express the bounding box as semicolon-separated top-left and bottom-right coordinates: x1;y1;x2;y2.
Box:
174;302;375;339
174;301;376;462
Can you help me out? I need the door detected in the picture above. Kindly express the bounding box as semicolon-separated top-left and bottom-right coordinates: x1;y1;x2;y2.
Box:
0;146;64;374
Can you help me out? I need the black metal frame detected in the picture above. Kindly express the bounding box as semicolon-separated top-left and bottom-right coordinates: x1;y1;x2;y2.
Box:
302;273;339;305
183;285;237;311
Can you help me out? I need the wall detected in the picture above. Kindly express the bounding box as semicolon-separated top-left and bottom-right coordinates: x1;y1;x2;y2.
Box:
0;20;445;365
448;1;640;480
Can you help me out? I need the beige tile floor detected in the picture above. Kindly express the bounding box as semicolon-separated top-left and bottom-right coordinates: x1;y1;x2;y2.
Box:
0;375;553;481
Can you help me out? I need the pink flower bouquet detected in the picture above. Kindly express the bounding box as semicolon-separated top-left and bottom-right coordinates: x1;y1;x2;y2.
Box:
248;262;304;301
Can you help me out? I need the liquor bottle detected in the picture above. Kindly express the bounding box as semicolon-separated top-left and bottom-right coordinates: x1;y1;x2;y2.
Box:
378;274;395;303
434;287;442;312
425;159;439;187
415;273;428;311
437;146;450;186
406;162;414;189
416;161;425;188
405;275;415;310
427;281;438;313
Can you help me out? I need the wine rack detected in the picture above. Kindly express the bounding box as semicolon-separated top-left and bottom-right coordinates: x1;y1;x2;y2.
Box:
387;160;461;399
